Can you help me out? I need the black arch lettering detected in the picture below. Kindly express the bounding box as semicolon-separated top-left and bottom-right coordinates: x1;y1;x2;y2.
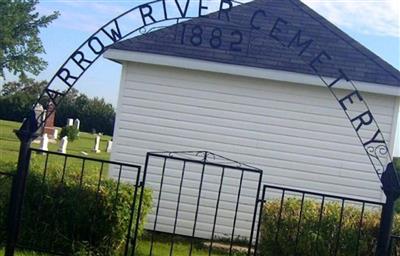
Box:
57;68;78;87
162;0;168;19
363;129;385;147
250;10;266;30
71;51;93;71
309;51;332;72
175;0;190;18
88;36;105;55
139;4;156;26
199;0;208;17
328;69;349;88
351;111;373;131
269;17;288;44
218;0;233;21
26;0;393;186
101;20;123;43
287;30;313;56
339;90;363;111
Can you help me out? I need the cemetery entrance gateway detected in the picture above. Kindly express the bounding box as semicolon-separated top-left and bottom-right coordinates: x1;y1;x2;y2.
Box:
4;0;399;255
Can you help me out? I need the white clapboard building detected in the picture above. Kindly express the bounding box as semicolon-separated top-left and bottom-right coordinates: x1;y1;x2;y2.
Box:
104;0;400;239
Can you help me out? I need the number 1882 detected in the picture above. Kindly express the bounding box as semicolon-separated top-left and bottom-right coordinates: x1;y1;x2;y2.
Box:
180;24;243;52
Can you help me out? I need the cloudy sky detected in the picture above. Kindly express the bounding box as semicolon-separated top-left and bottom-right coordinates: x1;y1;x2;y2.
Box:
2;0;399;155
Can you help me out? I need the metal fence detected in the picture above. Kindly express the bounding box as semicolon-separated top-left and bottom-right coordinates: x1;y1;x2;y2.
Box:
4;148;143;255
254;185;385;256
135;151;263;256
390;235;400;256
3;149;398;255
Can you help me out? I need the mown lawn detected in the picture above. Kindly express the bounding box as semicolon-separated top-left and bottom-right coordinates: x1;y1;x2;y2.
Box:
135;232;241;256
0;119;112;169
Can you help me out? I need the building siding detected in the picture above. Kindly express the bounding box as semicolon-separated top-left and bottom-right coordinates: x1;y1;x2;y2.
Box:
111;61;396;239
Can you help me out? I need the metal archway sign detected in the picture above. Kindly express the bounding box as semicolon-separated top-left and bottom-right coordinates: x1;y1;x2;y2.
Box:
9;0;399;255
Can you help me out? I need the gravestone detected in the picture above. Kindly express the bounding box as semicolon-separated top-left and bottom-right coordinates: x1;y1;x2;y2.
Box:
73;118;80;131
92;135;101;153
39;133;49;152
53;129;58;140
106;140;112;153
67;118;74;126
43;102;56;139
58;136;68;154
33;103;45;134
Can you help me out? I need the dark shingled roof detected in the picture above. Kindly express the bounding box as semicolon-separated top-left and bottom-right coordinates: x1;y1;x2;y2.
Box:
111;0;400;87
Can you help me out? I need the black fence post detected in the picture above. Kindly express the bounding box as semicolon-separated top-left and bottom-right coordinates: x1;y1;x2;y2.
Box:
376;162;400;256
5;112;38;256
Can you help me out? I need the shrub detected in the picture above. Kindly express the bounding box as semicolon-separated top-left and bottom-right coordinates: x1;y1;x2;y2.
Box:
0;165;152;255
59;125;79;142
259;197;400;256
0;164;15;245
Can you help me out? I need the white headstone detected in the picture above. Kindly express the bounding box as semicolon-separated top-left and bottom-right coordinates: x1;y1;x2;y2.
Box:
34;103;44;120
58;136;68;154
42;109;47;122
92;135;101;153
106;140;112;153
53;129;58;139
39;133;49;152
33;104;45;132
73;118;80;130
67;118;74;126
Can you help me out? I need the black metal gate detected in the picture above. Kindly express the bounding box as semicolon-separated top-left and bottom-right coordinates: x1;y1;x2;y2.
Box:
132;151;264;256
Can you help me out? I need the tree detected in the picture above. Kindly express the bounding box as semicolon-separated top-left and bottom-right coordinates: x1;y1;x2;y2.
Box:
1;79;47;96
55;95;116;135
0;0;59;79
0;77;116;135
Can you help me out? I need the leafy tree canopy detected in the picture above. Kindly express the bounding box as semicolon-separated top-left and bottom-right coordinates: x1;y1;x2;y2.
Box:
0;78;115;135
1;78;47;96
0;0;59;80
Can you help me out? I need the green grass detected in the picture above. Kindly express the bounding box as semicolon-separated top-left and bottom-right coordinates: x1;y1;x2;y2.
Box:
0;235;236;256
0;119;112;163
136;240;224;256
0;119;112;175
135;232;244;256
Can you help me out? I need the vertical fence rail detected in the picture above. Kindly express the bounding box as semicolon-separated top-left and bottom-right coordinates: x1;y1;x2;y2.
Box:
390;235;400;255
142;151;263;256
169;161;187;256
254;185;386;256
149;158;167;256
0;171;15;248
124;166;142;256
248;173;263;256
4;148;142;256
130;153;150;256
208;167;225;256
5;132;33;256
188;153;207;256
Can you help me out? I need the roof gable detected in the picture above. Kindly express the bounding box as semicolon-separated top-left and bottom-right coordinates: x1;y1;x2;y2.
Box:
110;0;400;87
